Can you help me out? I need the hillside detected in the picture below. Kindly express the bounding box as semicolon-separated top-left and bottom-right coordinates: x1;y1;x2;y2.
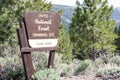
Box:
52;4;74;31
111;8;120;22
111;7;120;27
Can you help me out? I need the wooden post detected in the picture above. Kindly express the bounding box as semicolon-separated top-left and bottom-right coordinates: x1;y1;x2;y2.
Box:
17;22;34;80
47;50;55;68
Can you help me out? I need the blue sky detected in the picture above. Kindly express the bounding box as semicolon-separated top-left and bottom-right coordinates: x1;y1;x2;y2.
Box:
46;0;120;8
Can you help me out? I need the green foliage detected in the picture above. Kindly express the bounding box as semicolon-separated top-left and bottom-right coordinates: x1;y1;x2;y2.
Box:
54;53;75;77
61;65;71;76
0;52;24;79
6;67;24;80
51;53;120;77
109;55;120;66
96;65;120;76
56;63;72;77
83;53;120;76
31;69;60;80
32;52;48;70
0;0;52;45
115;27;120;50
74;59;92;75
69;0;117;59
57;24;74;63
0;44;20;57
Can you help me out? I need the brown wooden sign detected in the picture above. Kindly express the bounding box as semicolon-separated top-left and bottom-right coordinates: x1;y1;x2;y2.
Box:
17;11;60;80
24;11;60;48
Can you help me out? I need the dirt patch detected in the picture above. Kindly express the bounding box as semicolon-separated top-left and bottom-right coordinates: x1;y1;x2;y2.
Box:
60;74;120;80
60;75;102;80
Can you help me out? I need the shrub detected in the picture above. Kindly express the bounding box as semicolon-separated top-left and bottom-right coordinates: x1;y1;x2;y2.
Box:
54;54;77;77
109;55;120;66
96;63;120;76
57;24;74;64
32;51;49;70
74;59;92;75
31;69;60;80
6;67;24;80
71;53;120;77
94;54;120;76
0;45;24;79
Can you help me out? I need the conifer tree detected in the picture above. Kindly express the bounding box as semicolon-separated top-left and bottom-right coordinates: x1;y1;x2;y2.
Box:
115;27;120;51
58;24;73;63
69;0;117;59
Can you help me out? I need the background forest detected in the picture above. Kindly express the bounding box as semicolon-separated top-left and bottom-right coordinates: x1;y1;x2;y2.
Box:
0;0;120;80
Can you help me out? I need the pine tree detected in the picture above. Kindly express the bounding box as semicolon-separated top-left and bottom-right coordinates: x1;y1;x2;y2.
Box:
115;26;120;51
69;0;117;59
57;24;73;63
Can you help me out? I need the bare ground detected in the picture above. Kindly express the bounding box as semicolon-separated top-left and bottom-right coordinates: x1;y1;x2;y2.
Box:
60;75;102;80
60;74;120;80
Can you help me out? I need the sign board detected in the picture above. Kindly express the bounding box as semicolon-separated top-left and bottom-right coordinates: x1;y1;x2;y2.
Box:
24;11;60;48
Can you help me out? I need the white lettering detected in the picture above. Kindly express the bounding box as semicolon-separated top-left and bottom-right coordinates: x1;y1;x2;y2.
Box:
33;33;48;37
38;26;50;31
38;14;48;18
28;39;58;48
35;19;51;24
